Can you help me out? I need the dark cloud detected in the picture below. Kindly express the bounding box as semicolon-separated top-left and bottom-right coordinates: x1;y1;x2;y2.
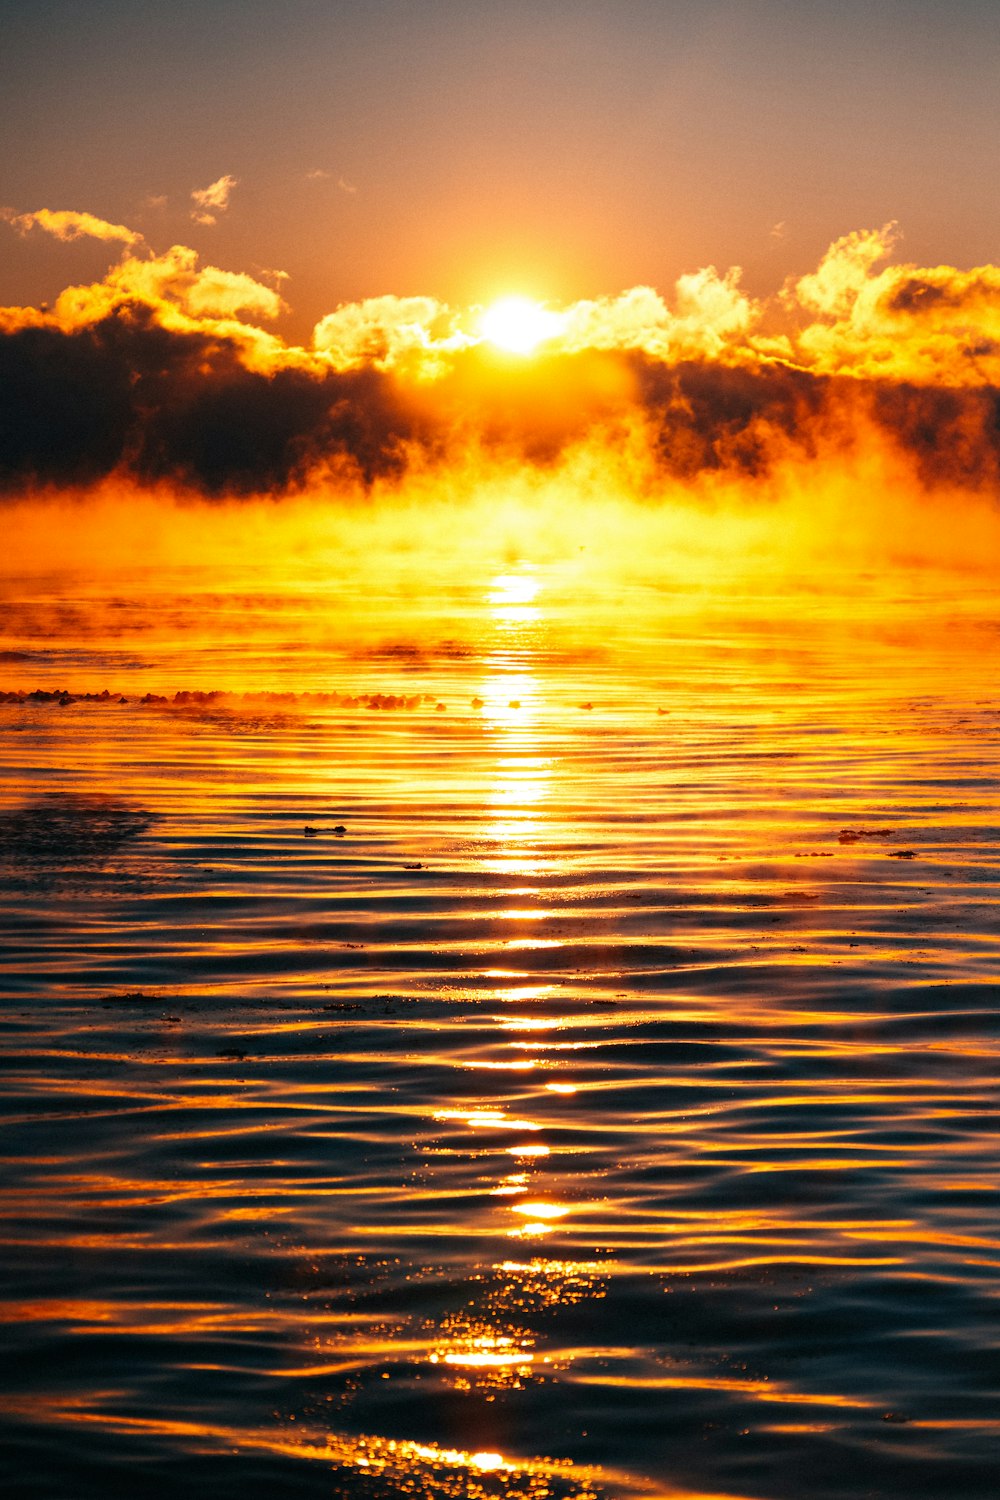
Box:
629;357;832;478
868;381;1000;491
0;319;133;489
0;305;421;497
633;357;1000;492
883;278;952;315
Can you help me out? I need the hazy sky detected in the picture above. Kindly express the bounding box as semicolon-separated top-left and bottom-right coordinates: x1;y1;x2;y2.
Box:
2;0;999;335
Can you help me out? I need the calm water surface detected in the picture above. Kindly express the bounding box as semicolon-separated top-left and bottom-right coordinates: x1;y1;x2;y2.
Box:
0;548;997;1499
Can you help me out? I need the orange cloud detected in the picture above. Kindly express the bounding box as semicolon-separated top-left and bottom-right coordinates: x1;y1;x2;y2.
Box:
63;245;282;324
190;174;238;226
549;269;758;363
786;226;1000;386
0;243;296;375
313;295;469;373
791;224;900;319
2;207;142;247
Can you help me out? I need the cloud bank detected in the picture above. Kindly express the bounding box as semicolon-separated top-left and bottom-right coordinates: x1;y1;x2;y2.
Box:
2;217;1000;501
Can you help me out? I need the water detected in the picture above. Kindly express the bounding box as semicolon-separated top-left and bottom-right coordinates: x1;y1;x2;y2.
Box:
1;544;997;1500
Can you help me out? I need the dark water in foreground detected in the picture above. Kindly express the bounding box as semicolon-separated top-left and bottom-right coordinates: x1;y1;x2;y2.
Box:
0;554;997;1500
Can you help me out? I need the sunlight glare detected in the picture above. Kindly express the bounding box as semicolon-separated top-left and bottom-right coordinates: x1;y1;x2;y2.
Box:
480;297;563;355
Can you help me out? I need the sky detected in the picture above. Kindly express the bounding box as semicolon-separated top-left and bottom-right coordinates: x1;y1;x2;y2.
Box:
2;0;999;337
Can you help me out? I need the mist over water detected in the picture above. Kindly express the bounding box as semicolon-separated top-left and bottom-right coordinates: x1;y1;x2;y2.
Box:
0;509;998;1500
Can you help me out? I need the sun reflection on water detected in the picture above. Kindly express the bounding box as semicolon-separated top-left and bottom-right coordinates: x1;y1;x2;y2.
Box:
411;564;599;1426
478;567;552;876
487;568;541;622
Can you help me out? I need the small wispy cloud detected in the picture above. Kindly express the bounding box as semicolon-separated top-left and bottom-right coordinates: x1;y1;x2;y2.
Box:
190;174;238;226
304;169;357;194
770;220;787;241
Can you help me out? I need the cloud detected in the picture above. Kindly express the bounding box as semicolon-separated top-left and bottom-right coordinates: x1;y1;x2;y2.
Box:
190;174;238;226
304;169;356;193
0;308;418;497
791;224;900;319
169;258;286;322
4;219;1000;503
541;269;758;364
313;295;468;372
2;207;142;247
626;356;833;481
785;225;1000;385
31;244;287;338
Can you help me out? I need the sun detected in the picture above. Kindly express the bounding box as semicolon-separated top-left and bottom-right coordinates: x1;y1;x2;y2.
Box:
479;296;562;355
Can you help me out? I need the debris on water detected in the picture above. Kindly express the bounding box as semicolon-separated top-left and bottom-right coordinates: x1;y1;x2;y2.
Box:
508;699;521;708
332;824;347;835
217;1048;248;1060
322;1002;362;1012
1;685;483;720
838;828;893;844
100;989;159;1005
0;687;125;706
304;825;319;837
341;941;364;949
579;701;593;710
881;1411;909;1424
889;849;917;858
403;862;424;870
